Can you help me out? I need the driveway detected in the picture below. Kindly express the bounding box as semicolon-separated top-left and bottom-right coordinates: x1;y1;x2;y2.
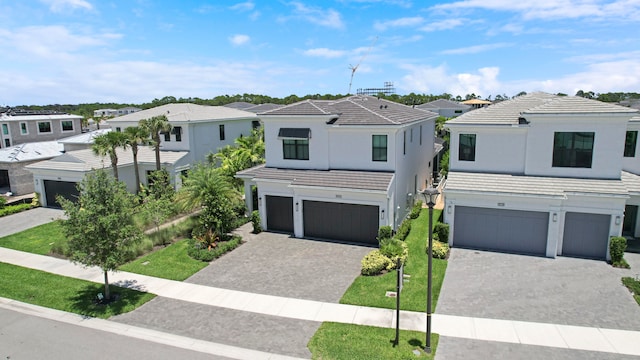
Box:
0;207;65;238
437;248;640;330
186;225;374;303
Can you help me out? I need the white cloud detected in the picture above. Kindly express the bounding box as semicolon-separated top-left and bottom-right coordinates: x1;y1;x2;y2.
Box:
229;34;250;46
230;1;255;12
283;2;345;29
304;48;347;58
374;16;423;31
420;18;465;32
40;0;93;13
440;43;511;55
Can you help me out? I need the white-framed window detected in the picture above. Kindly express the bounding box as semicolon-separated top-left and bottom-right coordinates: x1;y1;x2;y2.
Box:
38;121;52;134
1;124;8;135
61;120;74;132
20;122;28;135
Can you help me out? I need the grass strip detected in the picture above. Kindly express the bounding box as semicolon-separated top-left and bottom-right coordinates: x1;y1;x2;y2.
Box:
308;322;438;360
0;221;65;255
119;239;208;281
0;262;155;319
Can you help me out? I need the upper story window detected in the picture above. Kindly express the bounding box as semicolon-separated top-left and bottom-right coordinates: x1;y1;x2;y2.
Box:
1;124;8;135
38;121;52;134
283;139;309;160
115;127;121;132
163;131;171;142
20;122;28;135
252;120;260;129
372;135;388;162
173;126;182;142
624;131;638;157
219;124;225;141
61;120;74;132
459;134;476;161
552;132;594;168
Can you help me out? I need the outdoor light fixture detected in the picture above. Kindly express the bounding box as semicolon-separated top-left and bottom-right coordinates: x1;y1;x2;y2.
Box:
447;205;452;214
258;197;262;206
553;213;558;222
616;216;621;225
295;202;299;212
419;186;440;354
381;209;385;219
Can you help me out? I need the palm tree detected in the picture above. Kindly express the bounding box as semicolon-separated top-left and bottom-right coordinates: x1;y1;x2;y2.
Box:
208;127;265;187
92;131;128;181
123;126;150;194
139;115;172;171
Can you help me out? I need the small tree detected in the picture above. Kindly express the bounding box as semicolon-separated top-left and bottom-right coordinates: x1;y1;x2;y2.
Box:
58;169;142;301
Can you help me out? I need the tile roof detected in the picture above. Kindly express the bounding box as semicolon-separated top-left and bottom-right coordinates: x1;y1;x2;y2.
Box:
417;99;470;110
237;164;394;192
622;171;640;195
224;102;255;110
108;103;256;124
447;92;638;126
445;171;629;198
0;141;63;163
260;96;437;125
629;115;640;122
243;103;284;113
26;147;188;172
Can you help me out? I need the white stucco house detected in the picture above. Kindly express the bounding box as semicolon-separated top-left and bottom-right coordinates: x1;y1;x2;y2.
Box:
0;141;64;196
443;92;640;260
107;103;259;165
236;95;438;245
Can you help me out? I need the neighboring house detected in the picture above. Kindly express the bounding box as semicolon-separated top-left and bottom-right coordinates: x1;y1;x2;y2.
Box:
57;129;111;152
107;103;258;165
0;109;82;149
93;107;142;118
443;92;640;261
26;147;189;208
460;98;492;109
0;141;64;196
223;102;283;113
224;102;255;110
416;99;471;118
236;95;438;245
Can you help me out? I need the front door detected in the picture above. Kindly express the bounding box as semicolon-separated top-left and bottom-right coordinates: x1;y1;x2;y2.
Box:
624;205;638;237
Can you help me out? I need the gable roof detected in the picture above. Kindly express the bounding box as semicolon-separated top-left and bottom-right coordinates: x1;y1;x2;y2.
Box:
224;102;255;110
0;141;63;163
447;92;638;126
417;99;470;110
244;103;284;113
260;96;437;125
108;103;256;124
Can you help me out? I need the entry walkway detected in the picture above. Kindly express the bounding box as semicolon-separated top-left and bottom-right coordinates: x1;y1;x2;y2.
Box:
1;247;640;357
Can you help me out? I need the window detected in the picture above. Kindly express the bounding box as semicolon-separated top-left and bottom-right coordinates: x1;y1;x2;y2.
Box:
283;139;309;160
4;139;9;147
173;126;182;142
1;124;7;135
20;122;28;135
454;110;463;114
459;134;476;161
61;120;73;131
372;135;387;162
624;131;638;157
252;120;261;129
219;124;225;141
115;127;121;132
403;131;407;155
163;131;170;142
38;121;52;133
552;132;594;168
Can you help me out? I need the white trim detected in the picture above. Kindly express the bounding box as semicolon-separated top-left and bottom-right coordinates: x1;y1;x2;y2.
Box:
37;121;52;134
60;120;74;132
19;122;28;135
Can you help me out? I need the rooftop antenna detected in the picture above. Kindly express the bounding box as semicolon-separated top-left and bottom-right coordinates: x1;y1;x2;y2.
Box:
348;36;378;95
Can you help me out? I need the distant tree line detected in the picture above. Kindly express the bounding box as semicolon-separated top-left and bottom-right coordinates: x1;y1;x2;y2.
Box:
12;91;640;117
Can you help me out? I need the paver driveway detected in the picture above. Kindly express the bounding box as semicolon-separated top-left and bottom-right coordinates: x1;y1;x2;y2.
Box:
186;225;374;303
437;248;640;330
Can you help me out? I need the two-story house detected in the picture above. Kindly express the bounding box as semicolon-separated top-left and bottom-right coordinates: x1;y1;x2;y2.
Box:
0;109;82;149
443;92;639;260
107;103;258;165
236;96;437;245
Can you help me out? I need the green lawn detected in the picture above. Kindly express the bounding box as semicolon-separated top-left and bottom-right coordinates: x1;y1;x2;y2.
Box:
308;322;438;360
0;221;65;255
622;277;640;305
340;209;447;312
0;262;155;319
119;239;208;281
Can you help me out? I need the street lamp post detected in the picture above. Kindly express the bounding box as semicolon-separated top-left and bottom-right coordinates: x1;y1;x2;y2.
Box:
420;186;439;353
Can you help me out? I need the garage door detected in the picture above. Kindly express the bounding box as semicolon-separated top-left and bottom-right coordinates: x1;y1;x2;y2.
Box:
562;212;609;259
44;180;79;208
454;206;549;256
265;195;293;233
0;169;9;188
303;200;379;245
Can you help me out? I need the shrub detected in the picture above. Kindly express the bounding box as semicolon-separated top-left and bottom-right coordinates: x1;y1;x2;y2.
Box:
379;238;408;270
430;240;450;259
251;210;262;233
0;203;32;217
361;250;391;276
31;193;40;207
409;200;422;219
0;196;6;209
187;235;242;262
377;225;392;242
610;236;629;268
434;223;450;243
395;218;412;241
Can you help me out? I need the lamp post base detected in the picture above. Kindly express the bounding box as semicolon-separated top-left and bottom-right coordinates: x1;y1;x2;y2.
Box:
424;346;432;354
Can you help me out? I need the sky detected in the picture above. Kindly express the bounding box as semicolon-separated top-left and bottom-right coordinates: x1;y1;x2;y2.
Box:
0;0;639;106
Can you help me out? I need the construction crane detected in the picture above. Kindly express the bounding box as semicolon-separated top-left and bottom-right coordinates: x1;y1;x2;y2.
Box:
348;36;378;95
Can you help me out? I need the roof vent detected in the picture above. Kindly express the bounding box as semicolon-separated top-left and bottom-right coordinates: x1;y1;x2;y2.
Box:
380;105;383;109
384;105;388;109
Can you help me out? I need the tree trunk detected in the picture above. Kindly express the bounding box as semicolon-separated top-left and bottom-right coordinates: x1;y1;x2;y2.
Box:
103;270;110;300
111;156;119;182
154;143;161;170
133;147;140;194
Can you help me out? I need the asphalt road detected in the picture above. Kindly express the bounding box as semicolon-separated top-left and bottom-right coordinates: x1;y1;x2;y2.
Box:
0;307;233;360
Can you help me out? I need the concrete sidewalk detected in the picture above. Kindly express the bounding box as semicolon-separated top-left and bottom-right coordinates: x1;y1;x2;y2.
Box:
1;247;640;357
